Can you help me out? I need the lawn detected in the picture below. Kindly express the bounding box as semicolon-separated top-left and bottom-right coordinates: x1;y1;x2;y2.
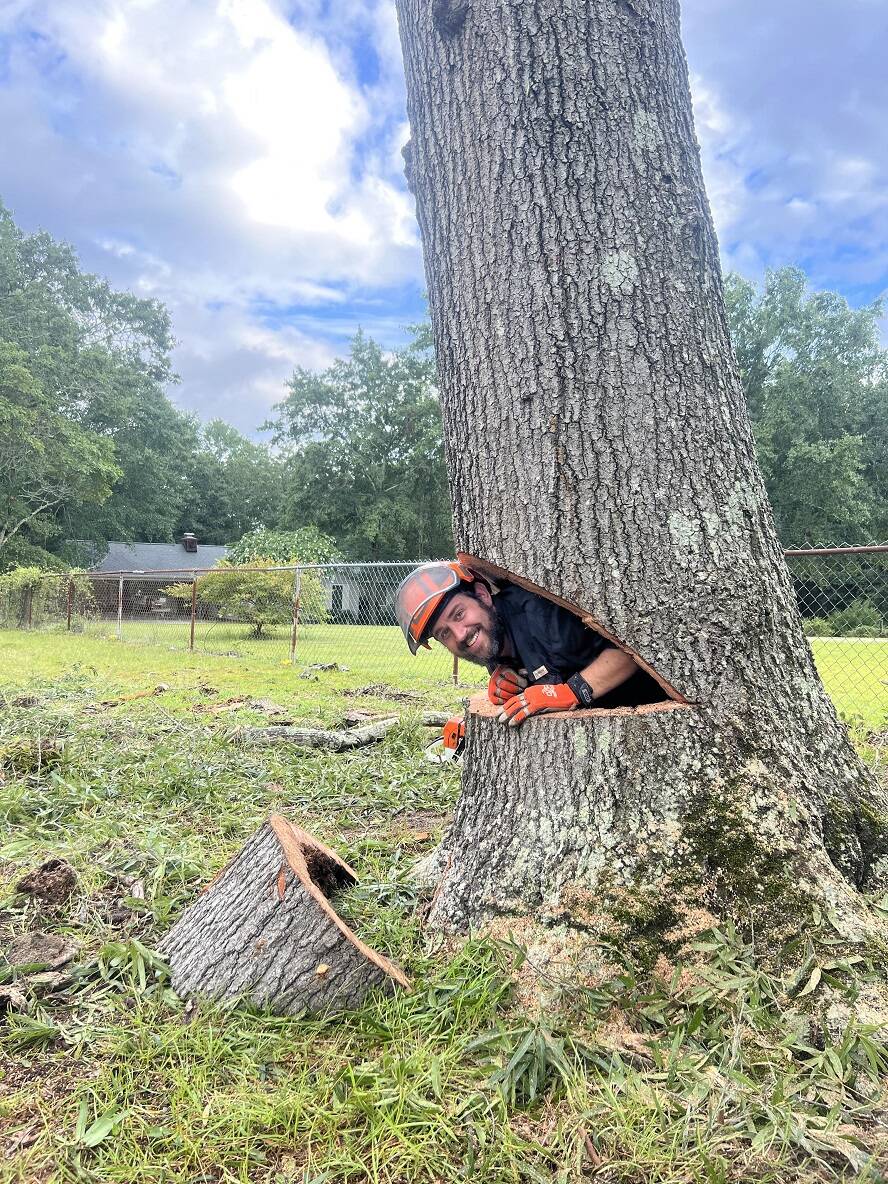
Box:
65;616;467;699
22;617;888;729
1;631;887;1182
808;637;888;731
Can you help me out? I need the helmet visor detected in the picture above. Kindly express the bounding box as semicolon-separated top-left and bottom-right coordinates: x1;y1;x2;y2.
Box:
395;564;462;654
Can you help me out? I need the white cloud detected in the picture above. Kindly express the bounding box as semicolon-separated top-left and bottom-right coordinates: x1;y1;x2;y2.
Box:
682;0;888;297
2;0;885;434
223;8;366;234
0;0;423;432
690;73;748;242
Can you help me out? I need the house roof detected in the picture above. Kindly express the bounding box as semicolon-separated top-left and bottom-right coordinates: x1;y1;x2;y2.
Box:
91;541;229;574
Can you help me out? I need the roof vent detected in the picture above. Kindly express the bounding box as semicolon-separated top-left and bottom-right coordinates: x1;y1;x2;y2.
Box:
181;533;198;553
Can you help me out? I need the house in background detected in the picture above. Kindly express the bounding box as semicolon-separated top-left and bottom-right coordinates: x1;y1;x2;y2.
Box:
90;534;229;575
87;533;228;616
84;535;404;626
319;566;402;626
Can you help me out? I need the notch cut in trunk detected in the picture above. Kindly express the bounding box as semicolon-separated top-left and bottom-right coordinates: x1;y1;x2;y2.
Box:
458;553;692;712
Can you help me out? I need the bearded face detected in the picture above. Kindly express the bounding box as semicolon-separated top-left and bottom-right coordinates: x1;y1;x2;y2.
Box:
430;590;505;666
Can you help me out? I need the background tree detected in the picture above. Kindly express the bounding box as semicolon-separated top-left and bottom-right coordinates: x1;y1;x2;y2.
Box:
725;268;888;545
394;0;887;954
226;526;340;566
267;329;452;560
0;200;199;561
165;562;326;639
167;526;336;638
177;421;285;546
0;340;119;564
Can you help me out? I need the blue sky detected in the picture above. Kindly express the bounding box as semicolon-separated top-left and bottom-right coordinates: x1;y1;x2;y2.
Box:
1;0;886;435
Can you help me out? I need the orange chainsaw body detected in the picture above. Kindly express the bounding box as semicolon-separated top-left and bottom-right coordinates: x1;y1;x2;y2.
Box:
442;716;466;752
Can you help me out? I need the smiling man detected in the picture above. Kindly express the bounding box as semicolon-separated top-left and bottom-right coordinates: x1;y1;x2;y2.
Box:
395;562;663;725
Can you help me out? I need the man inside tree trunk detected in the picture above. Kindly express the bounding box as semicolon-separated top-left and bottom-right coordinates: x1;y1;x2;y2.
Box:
396;562;664;725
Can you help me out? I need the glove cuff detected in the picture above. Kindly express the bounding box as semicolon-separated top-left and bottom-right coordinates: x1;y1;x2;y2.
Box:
566;672;595;708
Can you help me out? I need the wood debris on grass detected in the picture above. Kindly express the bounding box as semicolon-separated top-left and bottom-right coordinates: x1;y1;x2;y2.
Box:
1;694;41;708
236;710;456;750
0;737;66;779
6;931;78;970
344;683;424;701
235;717;401;750
88;685;169;710
0;985;28;1012
191;696;295;720
190;695;250;714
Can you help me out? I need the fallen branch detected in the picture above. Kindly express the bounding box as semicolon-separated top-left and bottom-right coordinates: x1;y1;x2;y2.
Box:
161;815;408;1014
235;717;400;750
420;711;453;727
235;711;456;749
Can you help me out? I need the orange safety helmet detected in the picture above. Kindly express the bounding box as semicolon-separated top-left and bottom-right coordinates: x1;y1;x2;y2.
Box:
395;561;476;654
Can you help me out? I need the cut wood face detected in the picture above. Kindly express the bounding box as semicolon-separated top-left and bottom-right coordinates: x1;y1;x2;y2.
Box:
458;552;691;711
161;817;408;1015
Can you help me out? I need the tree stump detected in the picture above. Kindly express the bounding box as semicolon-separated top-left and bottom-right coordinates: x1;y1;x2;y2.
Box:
161;816;409;1014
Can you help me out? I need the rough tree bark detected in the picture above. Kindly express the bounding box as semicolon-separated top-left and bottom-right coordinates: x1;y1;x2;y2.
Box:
394;0;888;951
161;817;408;1013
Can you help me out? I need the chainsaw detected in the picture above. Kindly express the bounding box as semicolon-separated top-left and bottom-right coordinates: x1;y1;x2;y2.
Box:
424;714;466;764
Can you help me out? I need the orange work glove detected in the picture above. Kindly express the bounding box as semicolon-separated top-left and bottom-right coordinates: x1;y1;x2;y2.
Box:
497;681;579;726
487;664;528;706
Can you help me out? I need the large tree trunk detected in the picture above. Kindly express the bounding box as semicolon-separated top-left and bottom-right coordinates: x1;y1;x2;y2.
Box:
395;0;888;947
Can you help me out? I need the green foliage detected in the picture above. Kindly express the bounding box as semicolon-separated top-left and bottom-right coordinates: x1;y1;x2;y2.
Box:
725;267;888;545
0;340;120;564
0;565;96;628
226;525;339;565
165;562;327;637
175;420;285;546
804;617;833;637
803;601;886;639
828;598;884;638
267;328;453;560
0;200;193;558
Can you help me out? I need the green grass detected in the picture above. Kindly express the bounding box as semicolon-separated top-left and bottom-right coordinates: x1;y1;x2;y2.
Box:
808;638;888;731
1;627;474;722
62;614;466;694
1;632;887;1182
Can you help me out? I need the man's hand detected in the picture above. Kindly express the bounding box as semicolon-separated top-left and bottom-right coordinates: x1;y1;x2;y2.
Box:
487;664;528;706
497;682;579;726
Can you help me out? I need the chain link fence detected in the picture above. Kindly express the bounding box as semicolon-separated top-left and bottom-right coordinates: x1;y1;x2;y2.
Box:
784;545;887;723
2;550;887;719
0;562;462;691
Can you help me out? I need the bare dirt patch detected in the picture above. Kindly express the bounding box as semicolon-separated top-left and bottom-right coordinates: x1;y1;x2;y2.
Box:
16;859;78;907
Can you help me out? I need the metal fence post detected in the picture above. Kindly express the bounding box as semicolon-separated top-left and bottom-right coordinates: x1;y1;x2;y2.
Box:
290;568;301;665
453;654;459;686
190;573;197;652
116;577;123;640
66;578;73;631
25;585;33;630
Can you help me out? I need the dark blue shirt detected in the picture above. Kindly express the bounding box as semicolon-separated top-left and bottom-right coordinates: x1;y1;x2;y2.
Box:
490;583;663;708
